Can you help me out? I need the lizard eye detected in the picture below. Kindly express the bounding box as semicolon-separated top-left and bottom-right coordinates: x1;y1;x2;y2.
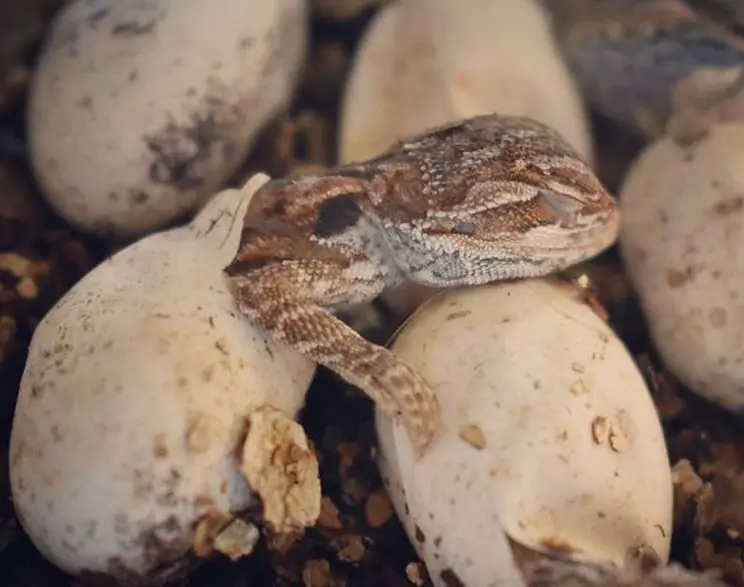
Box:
537;189;585;218
314;194;362;238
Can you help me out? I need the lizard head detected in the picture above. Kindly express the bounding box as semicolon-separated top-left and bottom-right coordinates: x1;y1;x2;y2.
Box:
504;161;622;272
403;156;621;284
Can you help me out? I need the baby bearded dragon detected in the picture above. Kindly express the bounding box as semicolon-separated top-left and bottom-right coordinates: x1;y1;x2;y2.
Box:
224;113;621;456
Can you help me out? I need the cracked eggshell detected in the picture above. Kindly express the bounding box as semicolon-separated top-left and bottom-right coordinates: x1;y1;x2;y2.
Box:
376;278;672;587
28;0;307;238
338;0;593;166
9;174;318;585
619;123;744;413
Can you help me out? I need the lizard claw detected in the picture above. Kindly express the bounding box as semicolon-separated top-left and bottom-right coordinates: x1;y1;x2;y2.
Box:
396;368;442;457
361;349;442;457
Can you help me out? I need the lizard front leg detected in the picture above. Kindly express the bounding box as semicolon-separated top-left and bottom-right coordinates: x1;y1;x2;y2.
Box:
227;259;441;455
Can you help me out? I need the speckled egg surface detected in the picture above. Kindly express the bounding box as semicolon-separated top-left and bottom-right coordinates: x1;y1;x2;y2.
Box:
620;123;744;413
376;278;672;587
28;0;308;237
9;175;319;585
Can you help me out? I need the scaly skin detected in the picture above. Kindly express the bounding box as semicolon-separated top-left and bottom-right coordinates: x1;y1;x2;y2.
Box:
224;113;621;455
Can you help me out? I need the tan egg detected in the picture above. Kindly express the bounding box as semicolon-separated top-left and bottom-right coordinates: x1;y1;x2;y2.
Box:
338;0;593;166
9;174;319;586
28;0;307;238
376;278;672;587
620;123;744;413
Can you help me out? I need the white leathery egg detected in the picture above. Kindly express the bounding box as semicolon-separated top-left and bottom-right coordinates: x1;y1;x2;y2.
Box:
28;0;307;238
338;0;593;165
9;174;319;586
620;123;744;413
376;278;672;587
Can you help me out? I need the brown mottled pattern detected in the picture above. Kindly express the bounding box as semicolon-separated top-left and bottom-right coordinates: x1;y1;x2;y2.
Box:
344;114;595;217
224;112;620;455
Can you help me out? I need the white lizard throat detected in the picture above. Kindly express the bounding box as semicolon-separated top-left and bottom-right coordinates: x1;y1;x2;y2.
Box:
309;201;618;292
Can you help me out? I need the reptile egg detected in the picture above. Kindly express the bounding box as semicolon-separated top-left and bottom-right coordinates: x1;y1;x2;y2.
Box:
376;278;672;587
620;123;744;413
9;174;319;586
28;0;307;238
338;0;593;165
